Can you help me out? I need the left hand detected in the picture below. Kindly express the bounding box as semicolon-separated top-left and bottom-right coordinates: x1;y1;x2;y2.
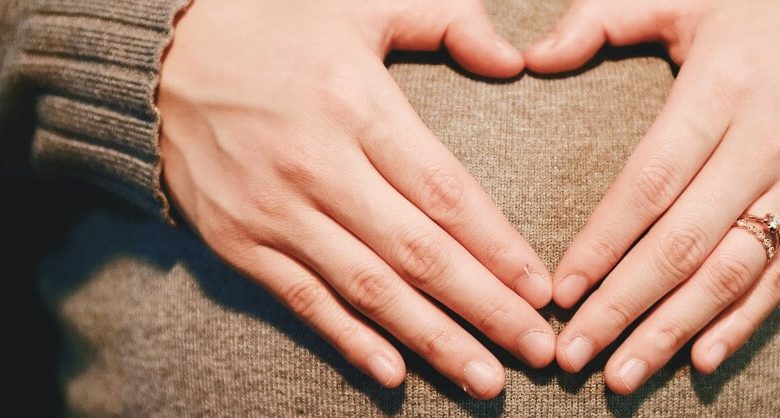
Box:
524;0;780;394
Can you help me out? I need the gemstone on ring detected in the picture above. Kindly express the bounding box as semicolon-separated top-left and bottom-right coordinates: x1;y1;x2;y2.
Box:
767;214;780;232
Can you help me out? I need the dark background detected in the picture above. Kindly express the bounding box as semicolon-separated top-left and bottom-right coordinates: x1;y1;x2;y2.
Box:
3;176;101;417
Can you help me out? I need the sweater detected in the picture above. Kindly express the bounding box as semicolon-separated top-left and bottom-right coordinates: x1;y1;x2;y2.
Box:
0;0;189;222
5;0;780;415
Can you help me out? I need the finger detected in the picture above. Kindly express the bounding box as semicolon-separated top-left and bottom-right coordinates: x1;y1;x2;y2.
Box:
603;227;766;394
275;212;506;399
524;0;697;73
556;125;776;374
240;246;406;388
304;148;556;368
358;68;552;308
384;0;524;77
692;215;780;374
552;56;733;308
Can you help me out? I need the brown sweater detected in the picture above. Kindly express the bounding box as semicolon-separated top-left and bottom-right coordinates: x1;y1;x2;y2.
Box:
0;0;189;221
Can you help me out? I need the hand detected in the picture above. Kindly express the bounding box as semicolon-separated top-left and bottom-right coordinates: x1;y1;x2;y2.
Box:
159;0;555;399
525;0;780;394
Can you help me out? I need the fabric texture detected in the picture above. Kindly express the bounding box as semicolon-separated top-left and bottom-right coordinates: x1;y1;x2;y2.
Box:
0;0;189;220
20;0;780;416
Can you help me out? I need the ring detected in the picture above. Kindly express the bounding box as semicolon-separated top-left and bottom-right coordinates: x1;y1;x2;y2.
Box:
735;213;780;261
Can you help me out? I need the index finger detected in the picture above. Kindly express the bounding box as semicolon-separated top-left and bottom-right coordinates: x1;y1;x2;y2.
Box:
552;58;733;308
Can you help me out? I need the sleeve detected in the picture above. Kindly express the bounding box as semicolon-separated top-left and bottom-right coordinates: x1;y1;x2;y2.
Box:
0;0;192;223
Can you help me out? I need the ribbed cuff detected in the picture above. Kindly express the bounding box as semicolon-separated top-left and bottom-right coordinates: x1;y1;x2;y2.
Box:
13;0;191;223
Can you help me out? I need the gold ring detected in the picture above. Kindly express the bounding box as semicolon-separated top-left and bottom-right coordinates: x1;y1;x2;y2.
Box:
735;213;780;261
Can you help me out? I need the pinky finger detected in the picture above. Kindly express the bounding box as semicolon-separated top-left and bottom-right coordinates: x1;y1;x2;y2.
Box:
691;256;780;374
247;246;406;388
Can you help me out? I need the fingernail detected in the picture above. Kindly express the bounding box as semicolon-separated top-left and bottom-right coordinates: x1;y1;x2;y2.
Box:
557;274;588;306
704;343;727;370
367;354;397;387
564;335;593;372
518;266;552;307
519;330;555;367
617;358;648;393
463;361;499;397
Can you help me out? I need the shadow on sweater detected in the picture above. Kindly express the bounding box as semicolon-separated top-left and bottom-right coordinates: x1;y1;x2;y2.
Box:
28;177;780;417
35;188;507;416
19;43;776;416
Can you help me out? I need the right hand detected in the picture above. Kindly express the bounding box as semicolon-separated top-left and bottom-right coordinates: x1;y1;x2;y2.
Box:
159;0;554;399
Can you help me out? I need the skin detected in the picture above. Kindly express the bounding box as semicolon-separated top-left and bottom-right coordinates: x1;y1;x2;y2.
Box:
525;0;780;395
159;0;556;400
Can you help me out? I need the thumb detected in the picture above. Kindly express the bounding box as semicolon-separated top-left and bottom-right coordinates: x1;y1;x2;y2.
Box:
524;0;697;73
385;0;524;78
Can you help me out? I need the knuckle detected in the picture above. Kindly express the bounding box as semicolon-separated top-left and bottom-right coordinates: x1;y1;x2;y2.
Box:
651;320;692;353
284;281;327;321
652;223;709;283
272;145;327;184
484;240;522;271
313;81;373;133
600;294;636;329
707;59;753;106
196;206;256;256
395;231;451;289
246;192;298;225
586;232;623;266
346;264;397;315
477;301;513;335
704;255;753;305
484;241;510;267
628;156;682;215
418;328;455;359
417;165;466;225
